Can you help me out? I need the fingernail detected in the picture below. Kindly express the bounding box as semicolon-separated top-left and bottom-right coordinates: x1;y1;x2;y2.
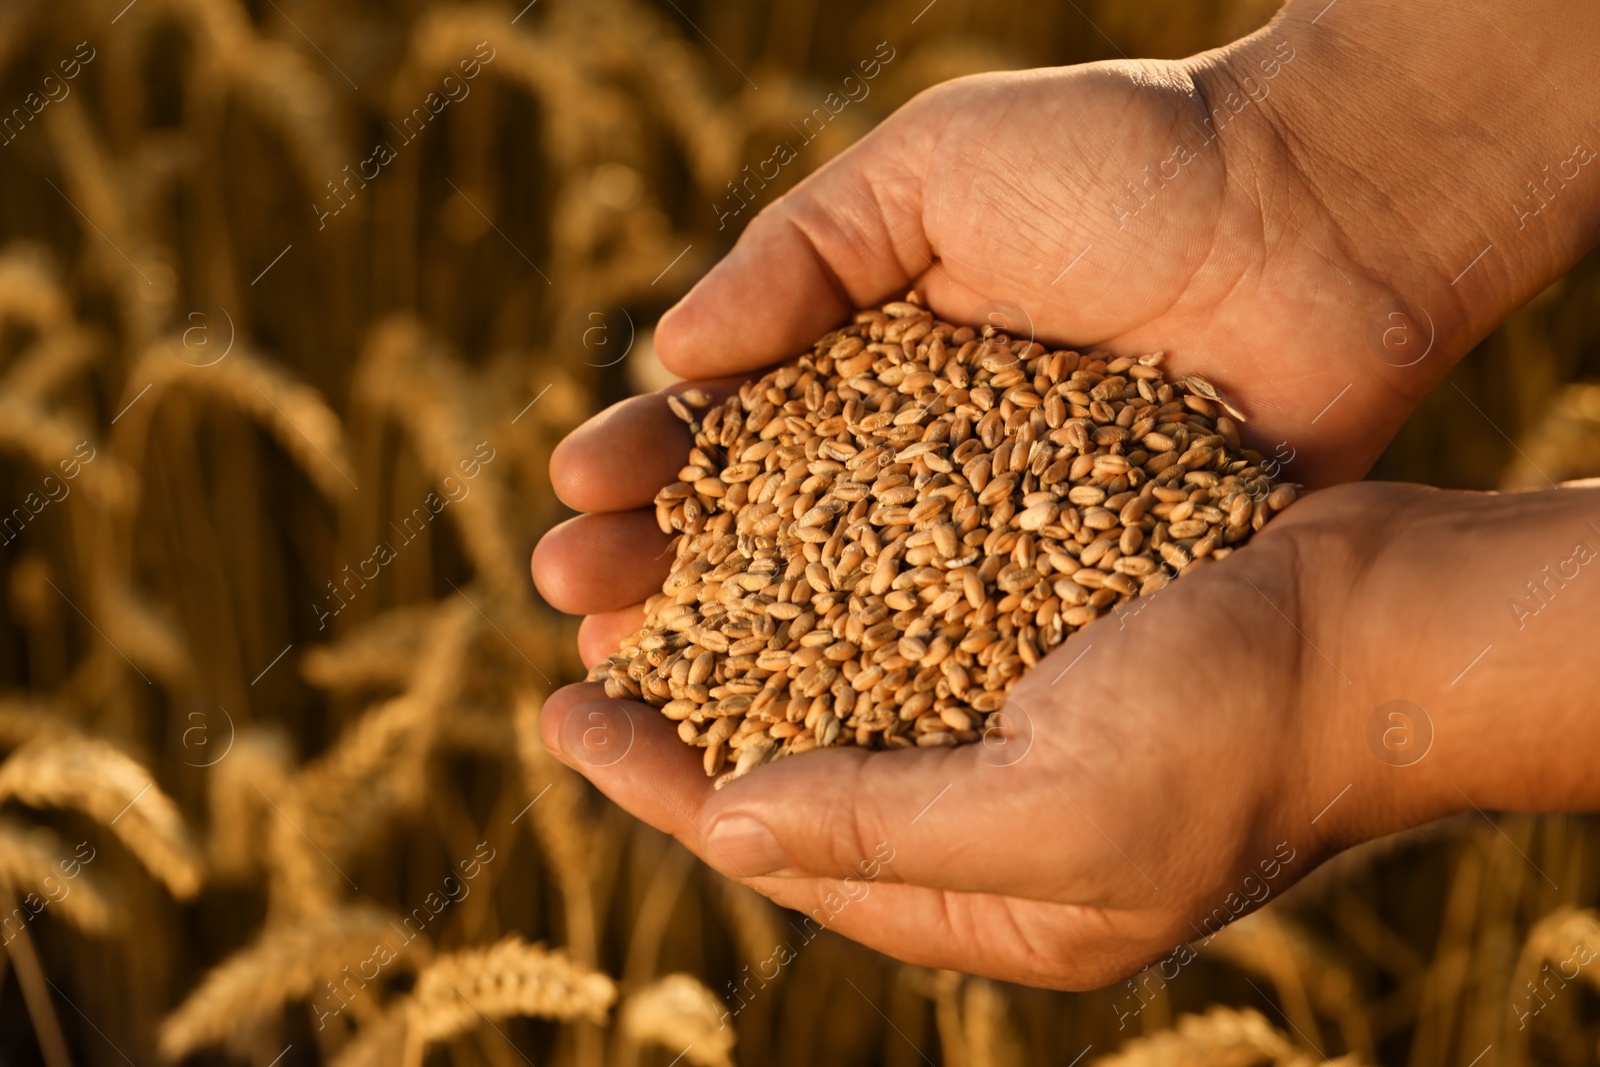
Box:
706;814;791;877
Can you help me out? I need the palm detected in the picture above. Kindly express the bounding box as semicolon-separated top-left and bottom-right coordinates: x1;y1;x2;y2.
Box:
662;64;1427;486
538;492;1354;989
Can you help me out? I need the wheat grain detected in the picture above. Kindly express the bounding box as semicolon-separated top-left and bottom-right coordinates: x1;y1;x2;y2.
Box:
593;293;1296;782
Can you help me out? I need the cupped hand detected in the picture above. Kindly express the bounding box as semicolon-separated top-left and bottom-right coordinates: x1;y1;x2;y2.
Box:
534;45;1459;659
536;484;1410;988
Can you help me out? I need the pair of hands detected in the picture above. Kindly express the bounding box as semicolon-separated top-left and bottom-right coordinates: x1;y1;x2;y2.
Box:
532;0;1600;988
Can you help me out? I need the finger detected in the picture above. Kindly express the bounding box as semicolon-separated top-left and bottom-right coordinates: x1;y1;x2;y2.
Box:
577;605;645;669
655;127;931;381
539;685;717;845
690;710;1154;906
531;511;674;615
550;378;749;514
743;875;1162;991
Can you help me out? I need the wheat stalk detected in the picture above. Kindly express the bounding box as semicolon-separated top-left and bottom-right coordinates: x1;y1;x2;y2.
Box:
0;736;203;899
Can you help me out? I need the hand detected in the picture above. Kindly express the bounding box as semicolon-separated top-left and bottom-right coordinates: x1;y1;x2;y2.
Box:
531;0;1600;989
534;0;1600;661
532;49;1392;663
535;483;1403;988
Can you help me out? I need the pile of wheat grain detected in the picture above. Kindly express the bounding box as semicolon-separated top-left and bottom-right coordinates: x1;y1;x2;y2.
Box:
592;293;1296;785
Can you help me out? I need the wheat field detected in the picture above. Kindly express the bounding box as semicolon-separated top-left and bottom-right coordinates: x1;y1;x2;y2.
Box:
1;0;1599;1063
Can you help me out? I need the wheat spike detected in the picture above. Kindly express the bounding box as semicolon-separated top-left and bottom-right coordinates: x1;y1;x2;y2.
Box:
0;393;130;512
42;95;170;343
1090;1006;1369;1067
406;936;616;1042
158;904;419;1060
205;726;293;882
1206;909;1373;1063
0;737;203;899
300;603;438;693
267;599;475;916
327;1011;409;1067
1514;905;1600;995
351;317;520;589
115;341;356;502
620;973;736;1067
0;699;76;750
0;818;114;937
118;0;349;196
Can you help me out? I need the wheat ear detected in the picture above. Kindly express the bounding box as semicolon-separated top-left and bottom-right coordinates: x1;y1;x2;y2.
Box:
0;737;203;899
620;973;737;1067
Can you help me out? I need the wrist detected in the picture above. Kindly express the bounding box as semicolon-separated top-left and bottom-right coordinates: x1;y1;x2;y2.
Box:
1202;1;1600;392
1309;483;1600;854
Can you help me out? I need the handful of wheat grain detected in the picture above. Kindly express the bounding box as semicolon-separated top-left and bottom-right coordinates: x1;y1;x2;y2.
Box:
591;293;1296;786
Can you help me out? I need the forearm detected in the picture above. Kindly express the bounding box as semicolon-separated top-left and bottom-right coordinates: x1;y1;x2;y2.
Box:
1215;0;1600;381
1315;483;1600;846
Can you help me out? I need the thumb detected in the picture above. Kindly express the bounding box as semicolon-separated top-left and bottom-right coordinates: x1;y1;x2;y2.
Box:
692;707;1144;906
656;122;953;381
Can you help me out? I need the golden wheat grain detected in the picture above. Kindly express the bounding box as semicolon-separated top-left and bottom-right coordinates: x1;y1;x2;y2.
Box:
0;818;114;936
620;973;736;1067
0;737;203;899
157;904;417;1060
406;935;617;1041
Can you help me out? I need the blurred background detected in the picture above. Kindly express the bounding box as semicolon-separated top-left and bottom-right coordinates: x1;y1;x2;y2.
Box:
1;0;1599;1064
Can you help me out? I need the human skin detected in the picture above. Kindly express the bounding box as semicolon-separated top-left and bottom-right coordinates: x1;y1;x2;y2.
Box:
530;0;1600;988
